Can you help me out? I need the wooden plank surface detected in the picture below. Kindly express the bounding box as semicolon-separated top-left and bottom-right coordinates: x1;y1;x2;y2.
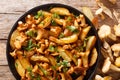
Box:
0;0;120;80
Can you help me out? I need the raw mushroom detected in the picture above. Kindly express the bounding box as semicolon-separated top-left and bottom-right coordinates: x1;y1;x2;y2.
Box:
103;41;114;62
102;57;111;73
111;43;120;57
95;8;105;20
98;25;116;41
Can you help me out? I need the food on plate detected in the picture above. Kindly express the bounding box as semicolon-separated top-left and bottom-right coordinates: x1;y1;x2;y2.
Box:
9;7;97;80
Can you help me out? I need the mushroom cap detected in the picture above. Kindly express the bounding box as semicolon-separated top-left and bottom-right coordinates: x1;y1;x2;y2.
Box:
98;25;111;40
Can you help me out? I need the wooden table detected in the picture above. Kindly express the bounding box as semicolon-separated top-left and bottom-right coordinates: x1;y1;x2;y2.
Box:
0;0;120;80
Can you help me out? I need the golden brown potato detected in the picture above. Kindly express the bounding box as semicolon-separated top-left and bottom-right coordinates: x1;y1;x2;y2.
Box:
80;26;91;41
38;16;52;28
49;34;78;45
82;50;90;68
30;55;49;62
10;30;20;49
86;36;96;51
15;59;25;77
18;54;32;69
50;7;70;16
89;48;98;66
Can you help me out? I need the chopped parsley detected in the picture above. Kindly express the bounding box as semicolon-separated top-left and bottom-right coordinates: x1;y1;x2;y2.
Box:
52;13;60;19
26;30;37;37
34;10;44;19
67;16;72;21
66;26;79;33
38;65;48;76
27;67;35;79
48;45;57;52
51;20;57;26
23;39;36;51
58;33;64;39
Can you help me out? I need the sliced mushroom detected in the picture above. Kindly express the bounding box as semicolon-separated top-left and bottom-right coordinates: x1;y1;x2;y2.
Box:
103;41;114;62
102;57;111;73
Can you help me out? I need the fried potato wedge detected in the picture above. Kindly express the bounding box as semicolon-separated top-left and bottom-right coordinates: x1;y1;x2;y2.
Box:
58;47;72;62
31;55;49;62
38;16;52;28
50;7;70;16
89;48;98;66
82;50;90;67
10;30;20;49
18;55;32;69
15;59;25;77
80;26;91;41
86;36;96;51
49;34;78;45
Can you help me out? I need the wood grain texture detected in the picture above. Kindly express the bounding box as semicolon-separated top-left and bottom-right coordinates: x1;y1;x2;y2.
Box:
0;0;120;79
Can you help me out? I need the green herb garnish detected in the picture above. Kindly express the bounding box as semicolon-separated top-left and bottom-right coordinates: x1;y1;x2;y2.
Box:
26;30;37;37
67;16;72;21
51;20;57;26
56;56;61;62
38;65;48;76
34;10;44;19
58;33;64;39
66;26;79;33
48;45;57;52
52;13;60;19
23;39;36;51
27;67;35;79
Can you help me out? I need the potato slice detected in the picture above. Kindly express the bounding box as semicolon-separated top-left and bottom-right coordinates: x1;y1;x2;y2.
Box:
48;55;57;66
80;26;91;41
31;55;49;63
89;48;98;66
49;34;78;45
50;7;70;16
82;50;90;67
54;18;66;26
86;36;96;51
10;30;20;49
15;59;25;77
42;11;52;17
57;47;72;62
18;55;32;69
38;16;52;28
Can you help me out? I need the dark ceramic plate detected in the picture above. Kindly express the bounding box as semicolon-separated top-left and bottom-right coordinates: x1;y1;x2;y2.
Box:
6;3;100;80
